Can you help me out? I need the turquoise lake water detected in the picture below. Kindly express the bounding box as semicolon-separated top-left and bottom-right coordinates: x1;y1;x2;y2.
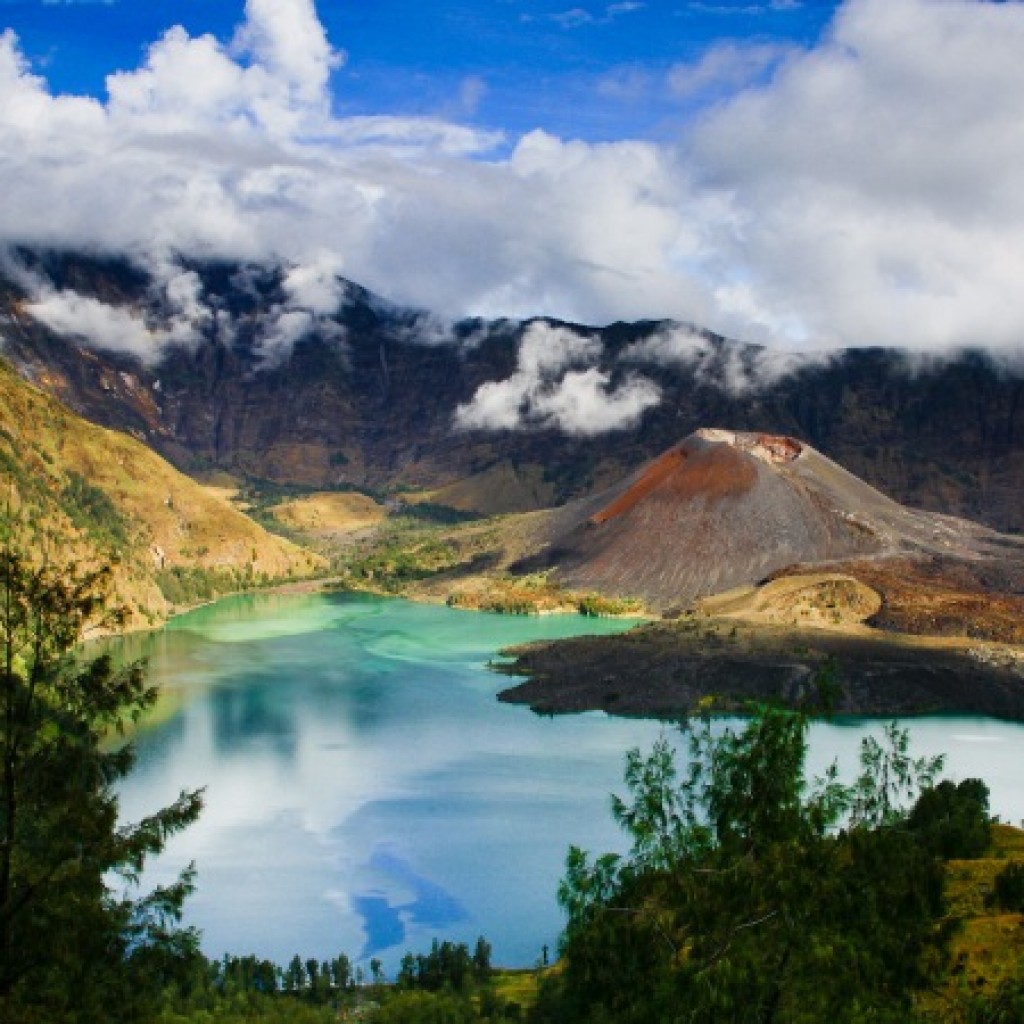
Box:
114;591;1024;971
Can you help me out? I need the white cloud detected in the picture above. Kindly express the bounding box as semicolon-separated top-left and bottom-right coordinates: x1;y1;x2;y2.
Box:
623;324;714;366
25;290;156;359
458;75;487;116
2;0;1024;356
258;308;314;365
622;323;830;394
530;367;660;434
687;0;1024;350
668;42;791;100
22;262;216;363
454;322;659;434
281;252;348;315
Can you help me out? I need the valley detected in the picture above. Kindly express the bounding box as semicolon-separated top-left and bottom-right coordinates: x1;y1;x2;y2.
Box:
5;1;1024;1019
3;250;1023;720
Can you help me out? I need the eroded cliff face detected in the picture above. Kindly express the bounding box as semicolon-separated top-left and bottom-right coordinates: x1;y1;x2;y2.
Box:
2;250;1023;531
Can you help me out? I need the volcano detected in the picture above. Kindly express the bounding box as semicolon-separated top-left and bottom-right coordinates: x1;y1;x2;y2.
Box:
531;428;1018;610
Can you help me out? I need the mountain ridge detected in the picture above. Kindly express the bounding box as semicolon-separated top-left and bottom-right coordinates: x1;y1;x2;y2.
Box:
2;248;1024;534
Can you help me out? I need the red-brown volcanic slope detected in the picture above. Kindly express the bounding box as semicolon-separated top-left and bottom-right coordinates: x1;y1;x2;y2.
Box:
538;429;1021;610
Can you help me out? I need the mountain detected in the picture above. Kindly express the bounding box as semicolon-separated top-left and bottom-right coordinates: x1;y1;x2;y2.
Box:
2;249;1024;533
514;428;1024;611
0;358;321;626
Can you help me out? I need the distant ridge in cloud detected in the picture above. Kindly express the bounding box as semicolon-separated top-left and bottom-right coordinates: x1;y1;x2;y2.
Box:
2;0;1024;352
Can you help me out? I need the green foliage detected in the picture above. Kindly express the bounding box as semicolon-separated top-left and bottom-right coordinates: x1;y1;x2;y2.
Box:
849;721;944;828
61;470;130;551
0;524;203;1023
576;593;641;617
397;502;480;525
157;939;517;1024
344;534;460;591
959;966;1024;1023
987;861;1024;913
155;565;253;606
397;937;493;993
907;779;992;860
372;990;480;1023
536;706;969;1024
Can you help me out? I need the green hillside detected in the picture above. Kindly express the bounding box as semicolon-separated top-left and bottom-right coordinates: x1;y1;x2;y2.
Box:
0;358;324;626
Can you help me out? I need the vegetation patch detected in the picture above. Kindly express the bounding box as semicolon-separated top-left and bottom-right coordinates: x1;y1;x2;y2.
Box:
62;469;131;551
155;565;261;607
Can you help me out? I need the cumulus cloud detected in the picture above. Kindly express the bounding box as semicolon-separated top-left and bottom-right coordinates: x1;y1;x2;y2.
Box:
687;0;1024;350
455;322;660;434
2;0;1024;355
14;247;352;365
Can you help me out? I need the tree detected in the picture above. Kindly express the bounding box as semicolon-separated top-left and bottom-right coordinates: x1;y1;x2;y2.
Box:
0;521;203;1022
536;705;963;1024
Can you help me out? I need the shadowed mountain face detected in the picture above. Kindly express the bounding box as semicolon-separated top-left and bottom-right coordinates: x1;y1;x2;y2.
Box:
521;429;1023;610
2;250;1024;531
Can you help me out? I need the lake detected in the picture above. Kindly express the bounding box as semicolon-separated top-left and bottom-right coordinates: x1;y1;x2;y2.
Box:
114;591;1024;972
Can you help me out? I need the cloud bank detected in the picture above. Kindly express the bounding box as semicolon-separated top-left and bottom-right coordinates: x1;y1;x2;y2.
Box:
2;0;1024;351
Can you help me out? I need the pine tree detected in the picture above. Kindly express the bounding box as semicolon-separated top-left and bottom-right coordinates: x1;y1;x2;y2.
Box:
0;514;203;1022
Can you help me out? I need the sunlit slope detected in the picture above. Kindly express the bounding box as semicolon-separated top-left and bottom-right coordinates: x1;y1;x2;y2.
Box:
0;358;322;624
271;491;386;535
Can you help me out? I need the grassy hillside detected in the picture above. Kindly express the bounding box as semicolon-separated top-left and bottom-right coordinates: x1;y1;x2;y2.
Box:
0;358;323;626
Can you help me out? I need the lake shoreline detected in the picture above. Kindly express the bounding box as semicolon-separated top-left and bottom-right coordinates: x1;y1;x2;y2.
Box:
496;617;1024;722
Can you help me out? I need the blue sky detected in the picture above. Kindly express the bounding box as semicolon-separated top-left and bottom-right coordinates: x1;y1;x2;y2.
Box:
2;0;1024;358
3;0;839;141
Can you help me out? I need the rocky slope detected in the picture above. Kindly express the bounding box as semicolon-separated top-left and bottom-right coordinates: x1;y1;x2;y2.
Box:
513;428;1024;611
2;250;1024;531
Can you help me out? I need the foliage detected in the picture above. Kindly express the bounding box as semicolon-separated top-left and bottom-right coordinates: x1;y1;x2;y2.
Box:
987;861;1024;913
155;565;256;606
907;779;992;860
157;939;520;1024
397;937;493;993
535;705;979;1024
576;593;642;617
343;534;460;591
957;966;1024;1023
396;502;481;526
0;521;203;1023
61;470;130;551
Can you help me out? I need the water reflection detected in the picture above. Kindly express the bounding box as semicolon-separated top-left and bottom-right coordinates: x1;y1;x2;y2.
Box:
353;847;468;957
115;593;1024;970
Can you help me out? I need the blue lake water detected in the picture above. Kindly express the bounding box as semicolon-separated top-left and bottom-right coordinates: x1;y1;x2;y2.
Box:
114;591;1024;971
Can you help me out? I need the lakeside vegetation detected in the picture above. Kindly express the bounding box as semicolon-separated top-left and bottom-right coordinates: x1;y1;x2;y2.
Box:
1;515;1022;1023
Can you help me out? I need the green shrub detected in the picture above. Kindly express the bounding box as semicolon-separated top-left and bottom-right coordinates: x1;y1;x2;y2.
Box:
61;470;129;550
907;778;991;859
988;861;1024;913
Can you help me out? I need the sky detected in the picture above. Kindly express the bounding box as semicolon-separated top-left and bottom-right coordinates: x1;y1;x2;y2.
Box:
2;0;1024;352
0;1;838;142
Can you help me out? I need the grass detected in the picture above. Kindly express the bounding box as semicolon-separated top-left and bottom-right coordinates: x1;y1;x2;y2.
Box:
916;824;1024;1019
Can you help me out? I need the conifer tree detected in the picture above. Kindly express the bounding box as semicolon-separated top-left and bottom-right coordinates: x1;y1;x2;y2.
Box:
0;511;203;1022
